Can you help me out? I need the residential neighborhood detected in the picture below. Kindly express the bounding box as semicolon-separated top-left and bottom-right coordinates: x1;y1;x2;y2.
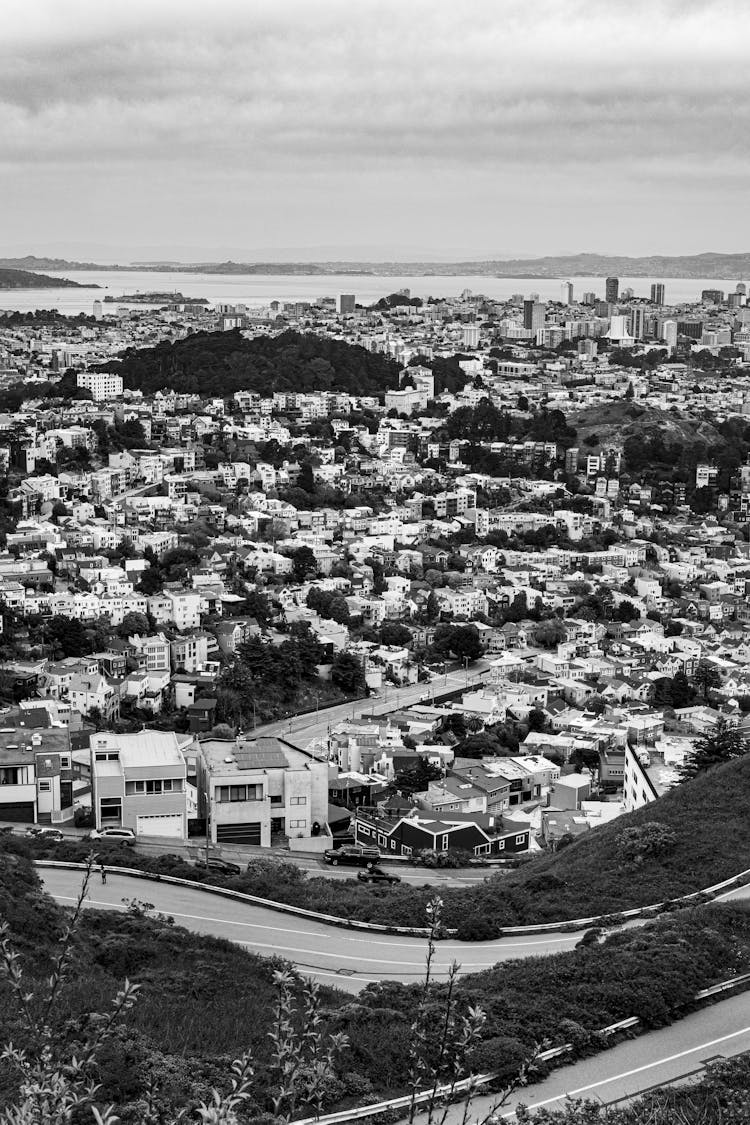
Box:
0;278;749;867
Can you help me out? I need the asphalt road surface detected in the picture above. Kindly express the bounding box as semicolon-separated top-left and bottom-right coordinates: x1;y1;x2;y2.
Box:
416;990;750;1123
40;867;582;990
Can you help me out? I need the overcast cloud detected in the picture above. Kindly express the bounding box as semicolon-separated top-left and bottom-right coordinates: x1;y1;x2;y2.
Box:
1;0;748;260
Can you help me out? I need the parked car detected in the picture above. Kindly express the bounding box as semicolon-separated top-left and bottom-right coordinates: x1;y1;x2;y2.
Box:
323;845;381;867
25;827;64;844
194;856;241;876
88;827;136;846
357;866;401;885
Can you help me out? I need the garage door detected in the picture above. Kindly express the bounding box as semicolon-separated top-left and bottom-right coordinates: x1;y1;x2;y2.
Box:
0;801;35;823
136;814;184;839
216;822;261;845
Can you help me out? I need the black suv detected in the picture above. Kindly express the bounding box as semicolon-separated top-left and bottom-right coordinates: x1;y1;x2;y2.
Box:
194;856;241;876
323;845;381;867
357;866;401;885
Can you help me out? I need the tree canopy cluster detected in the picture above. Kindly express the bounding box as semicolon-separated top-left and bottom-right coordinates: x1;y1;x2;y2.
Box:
95;328;401;398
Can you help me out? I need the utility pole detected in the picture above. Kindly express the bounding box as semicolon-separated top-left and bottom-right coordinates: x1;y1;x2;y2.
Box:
205;761;212;866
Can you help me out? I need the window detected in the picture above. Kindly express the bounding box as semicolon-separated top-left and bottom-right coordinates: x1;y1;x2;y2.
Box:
60;756;70;768
216;784;262;803
378;834;386;847
39;780;51;793
515;834;526;845
289;819;307;829
402;845;412;857
270;794;283;805
474;844;490;855
390;839;396;850
498;840;505;850
359;824;371;836
441;834;449;850
289;796;307;805
95;752;119;762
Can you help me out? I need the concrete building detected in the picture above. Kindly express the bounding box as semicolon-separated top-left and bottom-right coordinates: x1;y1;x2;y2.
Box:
91;730;189;839
197;736;329;848
76;371;124;401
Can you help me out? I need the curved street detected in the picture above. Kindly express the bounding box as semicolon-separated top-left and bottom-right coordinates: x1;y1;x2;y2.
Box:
40;867;583;989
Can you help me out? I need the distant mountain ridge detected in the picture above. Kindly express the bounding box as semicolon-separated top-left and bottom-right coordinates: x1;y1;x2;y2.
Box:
2;251;750;279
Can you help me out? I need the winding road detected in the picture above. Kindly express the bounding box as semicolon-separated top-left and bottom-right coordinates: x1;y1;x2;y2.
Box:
40;867;583;989
40;867;750;1121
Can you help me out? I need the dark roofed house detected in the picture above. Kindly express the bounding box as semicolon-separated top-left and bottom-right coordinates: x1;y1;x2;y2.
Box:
354;807;530;859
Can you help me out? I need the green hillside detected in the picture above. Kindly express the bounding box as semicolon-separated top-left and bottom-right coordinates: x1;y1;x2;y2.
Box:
0;267;90;288
4;835;750;1123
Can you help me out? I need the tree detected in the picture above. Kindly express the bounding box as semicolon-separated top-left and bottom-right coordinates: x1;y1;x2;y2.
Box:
677;717;750;782
291;546;318;582
450;625;483;663
527;708;547;733
425;590;440;623
394;759;442;797
44;615;90;658
298;461;316;494
119;611;150;638
614;600;639;623
380;623;413;647
693;658;722;703
330;651;366;695
532;619;567;649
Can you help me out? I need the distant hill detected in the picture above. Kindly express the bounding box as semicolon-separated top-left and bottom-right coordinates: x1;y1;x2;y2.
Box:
3;250;750;279
0;267;95;289
96;327;401;397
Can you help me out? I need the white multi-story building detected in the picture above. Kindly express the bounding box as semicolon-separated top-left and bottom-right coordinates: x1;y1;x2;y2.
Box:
76;371;124;401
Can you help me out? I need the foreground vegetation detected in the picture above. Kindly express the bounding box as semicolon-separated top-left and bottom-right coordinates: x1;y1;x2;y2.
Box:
31;756;750;936
6;836;750;1122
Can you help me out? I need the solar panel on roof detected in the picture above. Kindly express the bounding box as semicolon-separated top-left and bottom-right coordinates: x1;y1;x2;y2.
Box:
234;749;288;770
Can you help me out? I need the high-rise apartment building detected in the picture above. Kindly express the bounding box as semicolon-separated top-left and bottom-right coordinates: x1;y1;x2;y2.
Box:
462;324;480;348
523;300;546;333
650;283;665;305
338;294;356;315
629;308;646;340
560;281;573;305
605;277;619;303
662;320;678;353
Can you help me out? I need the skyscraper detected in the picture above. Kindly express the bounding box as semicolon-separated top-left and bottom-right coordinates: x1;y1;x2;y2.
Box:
650;282;665;305
560;281;573;305
662;320;677;354
605;277;619;304
338;294;355;314
523;299;546;333
629;308;646;340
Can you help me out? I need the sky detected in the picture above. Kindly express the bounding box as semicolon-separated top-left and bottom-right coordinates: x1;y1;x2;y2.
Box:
1;0;748;262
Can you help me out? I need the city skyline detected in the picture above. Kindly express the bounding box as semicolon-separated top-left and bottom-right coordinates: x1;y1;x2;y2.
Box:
2;0;749;262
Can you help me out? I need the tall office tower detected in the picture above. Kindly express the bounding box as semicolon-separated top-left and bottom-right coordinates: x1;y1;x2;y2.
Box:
92;300;103;319
338;294;356;314
629;308;646;340
560;281;574;305
582;291;597;305
462;324;480;348
650;282;665;305
523;299;546;333
662;320;678;354
605;277;619;303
